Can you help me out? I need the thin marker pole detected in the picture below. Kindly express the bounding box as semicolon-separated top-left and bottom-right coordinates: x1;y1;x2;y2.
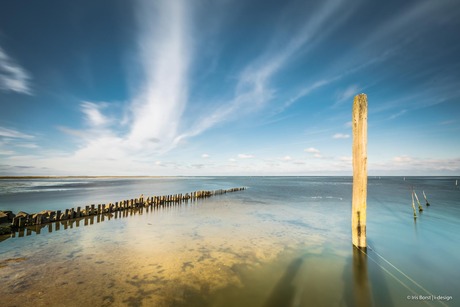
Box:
411;191;417;219
422;191;430;206
414;191;423;212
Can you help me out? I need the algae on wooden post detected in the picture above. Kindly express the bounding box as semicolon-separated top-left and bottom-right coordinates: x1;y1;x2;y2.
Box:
352;94;368;249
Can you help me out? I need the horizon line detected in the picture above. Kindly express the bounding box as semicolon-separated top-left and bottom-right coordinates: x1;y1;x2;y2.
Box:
1;175;458;179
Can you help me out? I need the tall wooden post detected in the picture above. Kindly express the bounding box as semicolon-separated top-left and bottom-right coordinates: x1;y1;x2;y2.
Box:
352;94;368;249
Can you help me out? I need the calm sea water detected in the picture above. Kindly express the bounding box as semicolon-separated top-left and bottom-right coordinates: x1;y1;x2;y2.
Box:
0;176;459;307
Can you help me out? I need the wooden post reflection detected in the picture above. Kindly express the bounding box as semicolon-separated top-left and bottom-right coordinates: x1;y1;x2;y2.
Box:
352;246;373;307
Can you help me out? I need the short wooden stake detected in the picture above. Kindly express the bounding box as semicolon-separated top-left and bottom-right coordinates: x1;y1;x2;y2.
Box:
422;191;430;206
352;94;368;249
414;191;423;212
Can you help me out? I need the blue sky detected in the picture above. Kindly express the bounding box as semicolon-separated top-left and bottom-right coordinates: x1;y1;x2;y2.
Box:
1;0;459;176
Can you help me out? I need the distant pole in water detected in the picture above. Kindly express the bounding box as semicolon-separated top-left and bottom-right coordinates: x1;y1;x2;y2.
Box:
411;191;417;219
456;179;458;186
423;190;430;206
414;191;423;212
352;94;368;249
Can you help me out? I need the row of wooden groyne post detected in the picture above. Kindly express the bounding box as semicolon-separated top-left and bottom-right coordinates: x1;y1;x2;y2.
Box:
0;187;246;235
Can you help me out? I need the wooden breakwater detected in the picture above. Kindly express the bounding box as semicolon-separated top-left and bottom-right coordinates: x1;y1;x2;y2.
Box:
0;187;246;235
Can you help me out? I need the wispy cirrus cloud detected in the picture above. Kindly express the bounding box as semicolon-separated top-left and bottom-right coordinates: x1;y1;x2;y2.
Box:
281;1;459;115
337;84;359;102
176;0;355;141
0;126;34;139
359;1;454;52
331;84;361;108
0;46;32;94
281;80;329;111
371;83;460;117
280;49;393;113
128;0;191;149
15;143;39;149
50;0;367;172
6;0;194;175
56;0;192;166
388;109;407;120
332;133;350;139
0;126;36;158
0;150;15;155
81;102;110;127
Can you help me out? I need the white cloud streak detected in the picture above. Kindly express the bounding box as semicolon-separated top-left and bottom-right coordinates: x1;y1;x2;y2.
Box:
0;126;33;139
176;0;352;141
81;101;110;127
0;127;36;158
393;155;412;163
33;0;366;175
279;1;456;114
54;0;192;168
333;133;350;139
304;147;324;159
304;147;320;153
330;84;361;108
371;155;460;174
128;0;191;150
0;46;32;94
0;150;15;155
280;51;392;113
282;80;329;110
238;154;254;159
388;109;407;120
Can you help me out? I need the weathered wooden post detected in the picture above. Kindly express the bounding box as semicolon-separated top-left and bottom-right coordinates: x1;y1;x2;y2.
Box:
422;191;430;206
352;94;368;249
413;191;423;212
411;191;417;219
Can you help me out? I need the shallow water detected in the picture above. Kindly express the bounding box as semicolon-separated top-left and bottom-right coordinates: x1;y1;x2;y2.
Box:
0;177;459;306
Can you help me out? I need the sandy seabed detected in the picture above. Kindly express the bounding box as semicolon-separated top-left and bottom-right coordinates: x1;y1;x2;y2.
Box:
0;199;331;307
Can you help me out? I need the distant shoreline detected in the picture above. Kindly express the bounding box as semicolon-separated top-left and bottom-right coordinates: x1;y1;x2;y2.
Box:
0;175;458;180
0;176;168;180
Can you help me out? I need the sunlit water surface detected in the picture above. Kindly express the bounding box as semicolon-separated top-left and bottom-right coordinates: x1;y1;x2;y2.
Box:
0;177;458;306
